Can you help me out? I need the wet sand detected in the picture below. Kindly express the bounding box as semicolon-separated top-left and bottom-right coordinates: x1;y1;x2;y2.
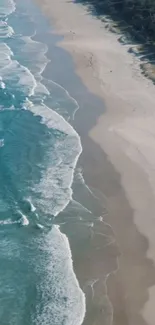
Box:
34;1;155;324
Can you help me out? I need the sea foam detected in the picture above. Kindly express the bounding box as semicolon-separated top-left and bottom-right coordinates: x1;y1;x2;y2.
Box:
0;3;86;323
34;225;86;325
0;139;4;147
0;0;16;18
1;60;37;96
19;213;29;226
0;20;14;38
23;100;82;216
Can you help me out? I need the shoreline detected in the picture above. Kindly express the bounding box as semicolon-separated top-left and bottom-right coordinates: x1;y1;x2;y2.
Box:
34;1;155;324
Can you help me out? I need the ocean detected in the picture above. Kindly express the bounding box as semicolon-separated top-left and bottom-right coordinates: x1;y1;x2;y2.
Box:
0;1;118;324
0;0;86;324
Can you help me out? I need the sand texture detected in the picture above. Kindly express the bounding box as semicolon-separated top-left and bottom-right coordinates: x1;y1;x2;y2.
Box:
34;1;155;324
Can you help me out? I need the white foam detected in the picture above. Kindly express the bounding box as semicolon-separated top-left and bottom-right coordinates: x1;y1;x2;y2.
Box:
50;79;80;120
25;100;80;136
0;21;14;38
20;36;50;96
0;42;13;56
19;213;29;226
0;53;12;70
36;223;44;229
0;42;36;97
1;60;37;96
23;100;82;216
0;0;16;18
22;97;33;109
22;35;48;55
34;82;50;96
0;139;4;147
76;168;99;198
0;9;85;324
30;203;36;212
16;64;37;96
44;78;80;121
34;225;86;325
71;199;92;214
21;35;49;75
0;44;13;77
0;218;17;225
0;80;5;89
26;198;36;212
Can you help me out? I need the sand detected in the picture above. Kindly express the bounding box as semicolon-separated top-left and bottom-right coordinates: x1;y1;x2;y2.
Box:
34;1;155;324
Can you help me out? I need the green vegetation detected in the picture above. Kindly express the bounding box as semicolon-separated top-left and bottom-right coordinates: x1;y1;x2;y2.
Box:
76;0;155;44
75;0;155;82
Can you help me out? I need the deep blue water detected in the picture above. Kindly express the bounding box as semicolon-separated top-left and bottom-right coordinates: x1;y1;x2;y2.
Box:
0;1;86;324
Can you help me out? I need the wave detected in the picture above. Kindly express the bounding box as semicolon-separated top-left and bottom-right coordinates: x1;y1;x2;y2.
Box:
75;167;101;200
0;0;82;231
47;79;80;121
0;218;17;225
0;11;83;222
20;34;79;119
71;199;92;214
22;99;82;216
25;198;36;212
0;42;13;56
34;225;86;325
0;0;16;18
24;99;80;136
0;3;86;323
20;33;79;120
18;212;29;226
0;52;11;70
0;26;83;219
21;35;49;77
0;20;14;38
0;139;4;147
0;43;13;90
0;44;12;70
20;36;50;97
42;77;80;121
36;223;44;229
1;60;37;96
0;41;48;99
0;80;5;89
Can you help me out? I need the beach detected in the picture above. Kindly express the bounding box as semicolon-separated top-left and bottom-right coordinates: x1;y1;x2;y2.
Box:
33;1;155;325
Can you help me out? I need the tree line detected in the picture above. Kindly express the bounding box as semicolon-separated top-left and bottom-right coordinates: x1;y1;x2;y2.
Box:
77;0;155;44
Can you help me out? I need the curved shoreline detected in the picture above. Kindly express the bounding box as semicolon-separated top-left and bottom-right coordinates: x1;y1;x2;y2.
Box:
34;1;155;325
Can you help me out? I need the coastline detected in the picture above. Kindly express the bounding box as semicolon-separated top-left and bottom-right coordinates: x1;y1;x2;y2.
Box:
34;1;155;325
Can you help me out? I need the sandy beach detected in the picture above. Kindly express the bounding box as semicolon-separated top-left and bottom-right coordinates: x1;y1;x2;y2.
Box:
34;1;155;324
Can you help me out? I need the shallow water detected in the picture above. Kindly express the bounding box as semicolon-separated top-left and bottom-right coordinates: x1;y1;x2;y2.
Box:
0;1;118;324
0;1;85;324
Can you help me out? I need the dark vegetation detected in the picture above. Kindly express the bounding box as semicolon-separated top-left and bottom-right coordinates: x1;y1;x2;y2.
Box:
75;0;155;44
75;0;155;81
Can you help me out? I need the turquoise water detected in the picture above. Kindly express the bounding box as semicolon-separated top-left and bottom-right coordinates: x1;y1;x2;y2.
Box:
0;0;86;324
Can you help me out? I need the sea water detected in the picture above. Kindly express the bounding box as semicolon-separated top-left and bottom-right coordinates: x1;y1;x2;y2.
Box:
0;0;86;324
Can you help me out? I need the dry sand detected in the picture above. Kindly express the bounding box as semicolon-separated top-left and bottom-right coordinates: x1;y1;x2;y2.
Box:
34;1;155;324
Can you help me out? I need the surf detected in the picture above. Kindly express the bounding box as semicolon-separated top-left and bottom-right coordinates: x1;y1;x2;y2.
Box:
0;0;86;324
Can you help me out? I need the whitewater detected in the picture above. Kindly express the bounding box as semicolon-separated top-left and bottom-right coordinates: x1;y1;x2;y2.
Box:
0;0;86;324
